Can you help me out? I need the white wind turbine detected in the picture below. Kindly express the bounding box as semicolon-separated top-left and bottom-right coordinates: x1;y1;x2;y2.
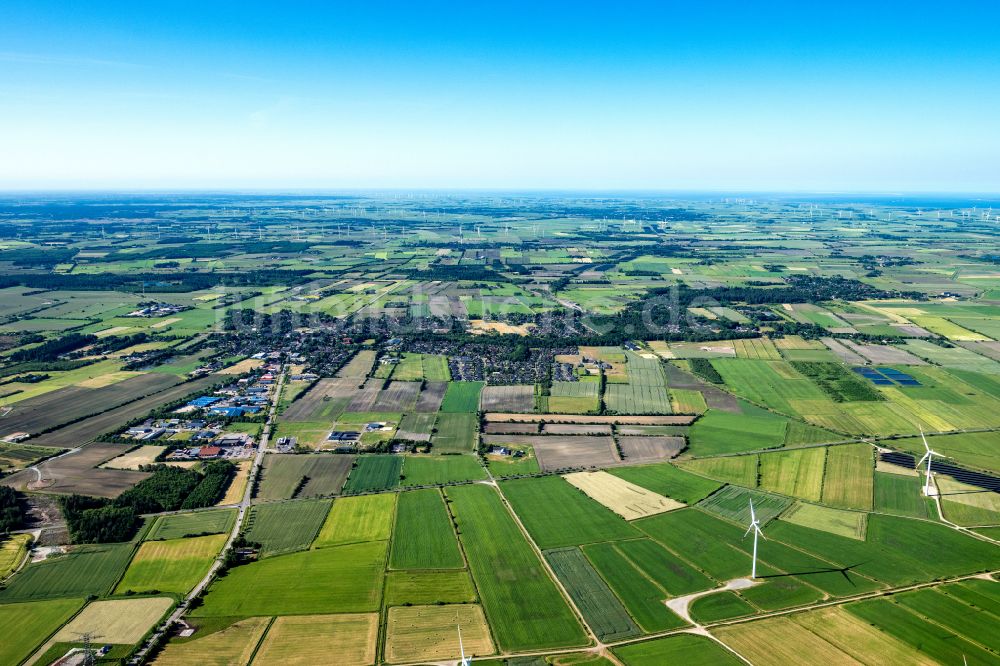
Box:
744;498;764;579
457;624;469;666
917;428;946;496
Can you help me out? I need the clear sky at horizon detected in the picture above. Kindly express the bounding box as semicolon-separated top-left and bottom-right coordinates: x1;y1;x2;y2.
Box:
2;1;998;191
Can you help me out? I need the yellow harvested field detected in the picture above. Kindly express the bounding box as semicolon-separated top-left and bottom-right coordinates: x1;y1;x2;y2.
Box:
153;617;270;666
793;607;936;666
151;317;182;329
55;597;174;643
714;616;864;666
0;533;31;579
76;371;144;387
671;267;683;274
95;326;135;337
252;613;377;666
563;471;684;520
218;460;251;505
101;445;165;470
337;350;377;377
216;358;265;374
469;319;535;336
486;413;695;425
647;340;674;359
385;605;494;663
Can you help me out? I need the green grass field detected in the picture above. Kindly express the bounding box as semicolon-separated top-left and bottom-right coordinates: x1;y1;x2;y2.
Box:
390;489;464;569
400;454;486;486
256;454;353;499
192;540;387;616
343;455;402;493
0;543;135;602
313;493;395;547
446;484;587;651
115;534;227;594
757;447;826;501
244;499;332;556
500;476;639;549
821;444;874;510
613;633;744;666
697;485;791;526
688;591;756;623
873;472;933;519
0;598;86;666
688;408;787;455
439;381;484;412
581;542;687;632
779;502;867;540
680;455;759;487
614;538;714;596
146;509;236;540
431;413;478;453
383;570;477;605
608;462;722;504
545;547;641;641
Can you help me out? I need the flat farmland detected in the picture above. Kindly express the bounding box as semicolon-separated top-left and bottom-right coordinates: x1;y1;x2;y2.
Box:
396;412;435;441
372;380;421;412
563;471;684;520
873;471;933;519
384;570;477;605
500;476;639;548
846;598;997;665
385;604;494;663
757;447;826;501
314;493;395;548
680;455;759;487
152;616;270;666
485;413;695;425
0;372;180;436
698;485;792;526
482;434;620;471
0;598;85;666
25;374;221;449
545;547;641;641
0;533;31;579
779;502;867;540
253;613;377;666
0;542;135;601
713;615;879;666
687;408;788;455
440;381;484;412
431;412;477;453
281;377;358;421
256;454;353;500
547;380;600;413
581;542;687;632
543;423;612;434
821;444;874;510
617;436;684;463
54;596;174;644
414;381;447;412
101;444;164;470
765;513;999;586
604;383;671;415
2;441;149;497
147;508;236;540
613;537;714;596
608;462;722;504
115;534;227;594
244;499;331;556
635;509;752;581
613;633;744;666
689;591;756;623
445;484;587;651
343;454;402;493
400;454;486;486
670;388;708;414
192;540;387;616
337;350;377;377
480;384;535;412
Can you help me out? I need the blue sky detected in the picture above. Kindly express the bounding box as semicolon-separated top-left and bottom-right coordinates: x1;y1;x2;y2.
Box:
2;1;998;191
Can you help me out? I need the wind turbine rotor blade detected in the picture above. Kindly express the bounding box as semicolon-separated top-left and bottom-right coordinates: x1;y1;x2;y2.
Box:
743;524;754;538
917;452;930;466
919;428;930;452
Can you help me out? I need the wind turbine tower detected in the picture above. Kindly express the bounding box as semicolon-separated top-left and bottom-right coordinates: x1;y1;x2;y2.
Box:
744;498;764;579
917;428;946;496
457;624;470;666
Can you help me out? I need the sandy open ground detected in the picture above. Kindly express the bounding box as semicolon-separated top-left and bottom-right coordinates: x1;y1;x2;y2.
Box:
564;470;684;520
